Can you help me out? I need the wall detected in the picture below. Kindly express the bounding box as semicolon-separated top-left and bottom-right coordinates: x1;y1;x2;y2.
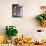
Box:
0;0;46;37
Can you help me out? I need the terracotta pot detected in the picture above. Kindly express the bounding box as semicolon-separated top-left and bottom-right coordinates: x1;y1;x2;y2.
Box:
40;20;46;27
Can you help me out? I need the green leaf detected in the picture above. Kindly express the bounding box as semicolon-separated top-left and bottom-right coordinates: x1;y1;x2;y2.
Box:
36;15;44;21
44;15;46;19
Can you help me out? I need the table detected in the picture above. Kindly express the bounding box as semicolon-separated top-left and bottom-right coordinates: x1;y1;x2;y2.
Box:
14;43;46;46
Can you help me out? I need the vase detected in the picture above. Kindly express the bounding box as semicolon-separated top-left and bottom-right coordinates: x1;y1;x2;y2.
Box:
7;39;12;44
11;36;17;44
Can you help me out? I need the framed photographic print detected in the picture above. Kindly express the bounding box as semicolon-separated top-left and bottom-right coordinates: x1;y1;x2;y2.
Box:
12;4;23;17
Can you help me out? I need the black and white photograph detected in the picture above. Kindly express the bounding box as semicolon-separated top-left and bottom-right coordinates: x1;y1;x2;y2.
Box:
12;4;23;17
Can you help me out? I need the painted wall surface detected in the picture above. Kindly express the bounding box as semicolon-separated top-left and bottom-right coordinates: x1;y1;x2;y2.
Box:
0;0;46;41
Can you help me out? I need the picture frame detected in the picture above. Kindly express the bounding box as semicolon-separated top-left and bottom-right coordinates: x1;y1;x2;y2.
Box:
12;4;23;17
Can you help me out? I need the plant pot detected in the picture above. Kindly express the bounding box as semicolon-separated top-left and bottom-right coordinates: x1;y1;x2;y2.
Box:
7;39;12;44
11;36;17;44
40;20;46;27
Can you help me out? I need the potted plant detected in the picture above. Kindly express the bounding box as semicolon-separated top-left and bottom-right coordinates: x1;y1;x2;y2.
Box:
5;26;18;43
36;6;46;27
36;14;46;27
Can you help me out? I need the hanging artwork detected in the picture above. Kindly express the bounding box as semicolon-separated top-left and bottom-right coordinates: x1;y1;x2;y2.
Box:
12;4;23;17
